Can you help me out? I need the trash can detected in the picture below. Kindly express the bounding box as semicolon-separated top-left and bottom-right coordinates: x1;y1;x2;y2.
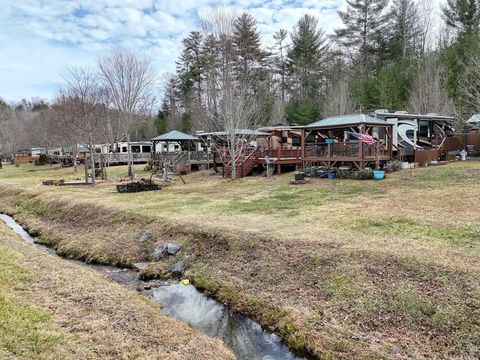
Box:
294;172;305;181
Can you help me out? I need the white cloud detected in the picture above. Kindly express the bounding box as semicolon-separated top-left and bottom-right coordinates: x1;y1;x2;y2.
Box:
0;0;444;102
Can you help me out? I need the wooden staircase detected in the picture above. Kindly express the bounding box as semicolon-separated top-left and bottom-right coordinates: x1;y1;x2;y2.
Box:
223;149;260;178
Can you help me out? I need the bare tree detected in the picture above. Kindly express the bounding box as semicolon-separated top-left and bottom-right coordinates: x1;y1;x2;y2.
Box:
54;67;106;185
270;97;287;125
321;77;357;118
418;0;436;54
0;104;38;160
98;49;157;177
409;56;455;116
200;9;263;178
209;79;261;178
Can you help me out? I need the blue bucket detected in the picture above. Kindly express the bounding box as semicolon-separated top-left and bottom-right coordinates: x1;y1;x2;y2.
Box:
373;170;385;180
327;172;336;180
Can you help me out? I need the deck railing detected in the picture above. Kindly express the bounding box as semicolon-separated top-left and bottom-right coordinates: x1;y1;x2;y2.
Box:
306;141;388;160
261;148;302;159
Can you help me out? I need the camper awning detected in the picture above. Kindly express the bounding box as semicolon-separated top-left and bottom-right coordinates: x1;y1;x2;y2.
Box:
304;114;388;129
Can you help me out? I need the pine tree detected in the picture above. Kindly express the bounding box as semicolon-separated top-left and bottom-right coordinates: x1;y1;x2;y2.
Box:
232;13;268;78
273;29;288;103
442;0;479;34
334;0;389;73
387;0;421;59
176;31;203;109
155;99;169;134
287;14;328;101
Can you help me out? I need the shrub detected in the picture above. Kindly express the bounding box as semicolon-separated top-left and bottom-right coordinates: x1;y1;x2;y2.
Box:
356;168;374;180
303;166;321;177
336;168;373;180
144;159;156;172
336;169;354;179
384;160;401;173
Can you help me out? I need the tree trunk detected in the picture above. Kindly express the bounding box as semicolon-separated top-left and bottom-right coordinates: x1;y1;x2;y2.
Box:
90;149;96;186
73;145;78;173
127;132;133;177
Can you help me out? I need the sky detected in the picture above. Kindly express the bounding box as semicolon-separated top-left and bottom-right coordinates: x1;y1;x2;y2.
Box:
0;0;443;103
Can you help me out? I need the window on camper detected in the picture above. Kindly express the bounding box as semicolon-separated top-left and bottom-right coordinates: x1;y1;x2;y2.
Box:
121;147;127;153
292;136;301;147
131;145;141;153
419;120;429;138
142;145;151;153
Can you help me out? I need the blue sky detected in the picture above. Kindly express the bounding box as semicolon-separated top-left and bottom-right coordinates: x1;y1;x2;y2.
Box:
0;0;442;103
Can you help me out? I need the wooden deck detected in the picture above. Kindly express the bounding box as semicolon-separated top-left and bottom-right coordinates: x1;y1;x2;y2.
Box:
303;141;391;169
219;141;393;178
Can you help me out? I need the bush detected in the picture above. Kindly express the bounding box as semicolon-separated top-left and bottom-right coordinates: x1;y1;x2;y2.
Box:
356;168;374;180
144;159;155;172
303;166;321;177
35;154;47;166
384;160;401;173
336;168;373;180
336;169;353;179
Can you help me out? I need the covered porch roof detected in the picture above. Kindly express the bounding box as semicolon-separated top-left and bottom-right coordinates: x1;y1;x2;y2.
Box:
151;130;199;142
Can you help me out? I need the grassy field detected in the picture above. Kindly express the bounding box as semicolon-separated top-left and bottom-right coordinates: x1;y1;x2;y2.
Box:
0;220;233;359
0;161;479;359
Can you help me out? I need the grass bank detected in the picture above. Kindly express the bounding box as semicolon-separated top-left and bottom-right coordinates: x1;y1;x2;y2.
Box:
0;162;479;359
0;221;233;359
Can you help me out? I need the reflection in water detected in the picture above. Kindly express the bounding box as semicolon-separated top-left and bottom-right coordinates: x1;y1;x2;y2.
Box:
1;214;306;360
149;284;304;360
0;214;36;244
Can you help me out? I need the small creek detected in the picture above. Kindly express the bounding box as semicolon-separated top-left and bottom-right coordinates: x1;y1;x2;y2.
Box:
0;214;307;360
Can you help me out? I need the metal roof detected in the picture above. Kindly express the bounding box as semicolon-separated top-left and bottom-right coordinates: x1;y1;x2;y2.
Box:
372;111;454;121
151;130;198;141
62;146;89;153
197;129;270;136
467;114;480;124
305;114;388;128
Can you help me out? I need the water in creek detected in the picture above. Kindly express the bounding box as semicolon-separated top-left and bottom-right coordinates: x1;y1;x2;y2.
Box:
148;284;305;360
1;213;307;360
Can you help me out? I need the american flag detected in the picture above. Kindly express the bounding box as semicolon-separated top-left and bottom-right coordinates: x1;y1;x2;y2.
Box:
350;132;376;145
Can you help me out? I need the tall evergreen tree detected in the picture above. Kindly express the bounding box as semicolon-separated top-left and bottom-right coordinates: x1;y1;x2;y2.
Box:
176;31;204;124
232;13;268;78
155;99;169;134
441;0;480;106
273;29;288;103
334;0;389;73
287;14;328;101
387;0;421;59
442;0;480;34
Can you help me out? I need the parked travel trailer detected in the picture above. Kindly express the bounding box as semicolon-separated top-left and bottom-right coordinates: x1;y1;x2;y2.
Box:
115;141;152;154
371;110;463;164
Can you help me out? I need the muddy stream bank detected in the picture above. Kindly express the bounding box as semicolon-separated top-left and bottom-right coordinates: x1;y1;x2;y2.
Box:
0;213;307;360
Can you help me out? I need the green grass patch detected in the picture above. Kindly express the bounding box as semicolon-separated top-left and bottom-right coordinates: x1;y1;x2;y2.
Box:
0;248;72;358
338;217;480;249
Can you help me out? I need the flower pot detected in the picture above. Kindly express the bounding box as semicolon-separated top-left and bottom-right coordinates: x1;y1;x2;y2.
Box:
373;170;385;180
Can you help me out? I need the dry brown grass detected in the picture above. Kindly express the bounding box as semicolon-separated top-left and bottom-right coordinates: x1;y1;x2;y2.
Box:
1;161;480;359
0;222;233;360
